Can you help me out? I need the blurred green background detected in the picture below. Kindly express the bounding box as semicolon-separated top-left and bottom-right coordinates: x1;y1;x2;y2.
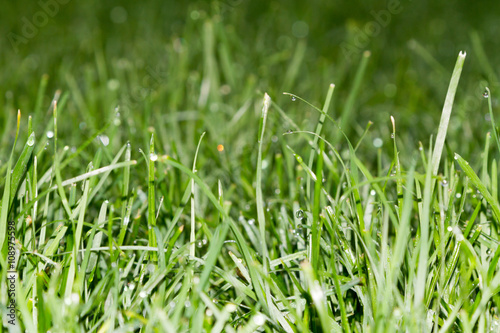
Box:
1;0;500;164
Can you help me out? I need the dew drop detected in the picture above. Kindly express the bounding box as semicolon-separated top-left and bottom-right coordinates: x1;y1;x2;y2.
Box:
370;190;376;196
46;131;54;139
441;180;448;187
27;133;35;146
390;133;395;139
253;314;266;325
248;219;255;225
295;210;304;218
447;226;452;232
99;135;110;146
483;91;489;98
373;138;383;148
139;291;147;298
149;153;158;161
196;240;203;248
226;303;237;312
291;96;296;101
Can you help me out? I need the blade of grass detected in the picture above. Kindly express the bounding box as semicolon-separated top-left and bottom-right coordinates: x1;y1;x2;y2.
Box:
454;153;500;224
190;132;205;258
484;87;500;154
148;134;157;262
307;83;335;198
256;93;271;307
431;51;466;176
335;50;370;143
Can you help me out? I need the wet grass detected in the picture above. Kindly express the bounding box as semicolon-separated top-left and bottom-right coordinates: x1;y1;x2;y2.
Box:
2;2;500;332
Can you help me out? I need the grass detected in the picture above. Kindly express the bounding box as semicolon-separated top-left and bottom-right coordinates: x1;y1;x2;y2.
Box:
2;1;500;332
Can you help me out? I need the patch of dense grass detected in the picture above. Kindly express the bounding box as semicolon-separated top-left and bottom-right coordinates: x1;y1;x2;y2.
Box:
2;1;500;332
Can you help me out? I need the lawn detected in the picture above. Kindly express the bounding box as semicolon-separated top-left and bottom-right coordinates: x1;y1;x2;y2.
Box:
2;1;500;332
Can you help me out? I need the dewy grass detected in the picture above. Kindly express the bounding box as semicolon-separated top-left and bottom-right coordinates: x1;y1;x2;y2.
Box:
3;16;500;332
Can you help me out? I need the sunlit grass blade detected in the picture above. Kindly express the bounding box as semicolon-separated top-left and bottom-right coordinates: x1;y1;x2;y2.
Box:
335;50;370;143
431;51;466;176
256;93;271;306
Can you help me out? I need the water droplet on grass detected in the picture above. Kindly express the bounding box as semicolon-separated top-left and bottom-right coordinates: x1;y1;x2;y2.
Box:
149;153;158;161
27;133;35;146
291;96;296;101
373;138;383;148
441;180;448;187
99;135;110;146
483;91;489;98
46;131;54;139
226;303;237;312
295;210;304;218
253;314;266;325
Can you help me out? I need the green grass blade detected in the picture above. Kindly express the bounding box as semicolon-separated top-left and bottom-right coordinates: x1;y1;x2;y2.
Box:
256;93;271;303
431;51;466;176
148;134;157;262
